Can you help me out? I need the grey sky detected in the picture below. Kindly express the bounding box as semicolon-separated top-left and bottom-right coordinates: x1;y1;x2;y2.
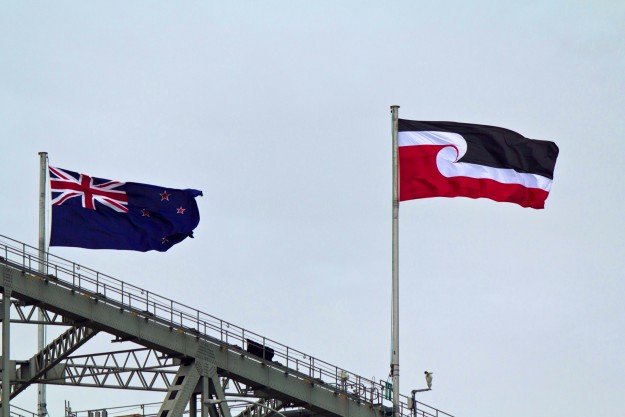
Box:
2;1;624;417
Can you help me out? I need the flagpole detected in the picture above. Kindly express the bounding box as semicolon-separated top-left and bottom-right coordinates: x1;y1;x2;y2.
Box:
390;105;400;415
38;152;48;417
2;275;10;417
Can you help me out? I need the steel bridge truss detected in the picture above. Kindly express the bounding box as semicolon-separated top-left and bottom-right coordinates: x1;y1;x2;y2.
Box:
0;236;453;417
43;348;178;392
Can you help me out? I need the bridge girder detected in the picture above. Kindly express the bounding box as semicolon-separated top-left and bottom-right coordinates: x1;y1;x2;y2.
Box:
0;262;384;417
0;237;452;417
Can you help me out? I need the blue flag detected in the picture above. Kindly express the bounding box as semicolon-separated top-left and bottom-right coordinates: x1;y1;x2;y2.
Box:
49;166;202;252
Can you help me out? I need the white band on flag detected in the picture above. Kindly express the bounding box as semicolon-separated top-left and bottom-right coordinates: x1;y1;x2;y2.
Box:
398;131;553;192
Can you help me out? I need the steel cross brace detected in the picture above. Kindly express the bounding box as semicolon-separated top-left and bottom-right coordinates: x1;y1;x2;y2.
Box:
8;325;98;400
63;347;179;372
42;362;176;391
0;300;69;325
40;347;179;391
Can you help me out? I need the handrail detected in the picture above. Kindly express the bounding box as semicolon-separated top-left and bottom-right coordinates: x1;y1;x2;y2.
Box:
9;404;37;417
0;235;454;417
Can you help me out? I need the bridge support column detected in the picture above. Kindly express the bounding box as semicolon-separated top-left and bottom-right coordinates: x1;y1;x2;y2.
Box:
208;373;231;417
200;376;210;417
157;362;201;417
190;394;197;417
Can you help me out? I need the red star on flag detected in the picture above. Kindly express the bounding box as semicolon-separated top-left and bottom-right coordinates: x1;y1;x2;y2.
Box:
162;236;169;244
160;191;170;201
141;209;150;217
176;206;186;214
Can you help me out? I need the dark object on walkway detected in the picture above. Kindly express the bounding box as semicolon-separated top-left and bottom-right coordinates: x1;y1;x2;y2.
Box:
246;339;274;360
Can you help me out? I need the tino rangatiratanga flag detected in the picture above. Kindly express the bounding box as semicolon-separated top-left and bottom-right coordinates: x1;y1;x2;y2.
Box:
398;120;559;209
49;166;202;251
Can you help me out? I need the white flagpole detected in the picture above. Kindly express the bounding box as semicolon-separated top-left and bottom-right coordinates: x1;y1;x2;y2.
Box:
390;105;400;415
2;273;11;417
37;152;48;417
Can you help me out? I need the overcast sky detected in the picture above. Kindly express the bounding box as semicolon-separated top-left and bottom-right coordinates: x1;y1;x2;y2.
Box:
2;2;624;417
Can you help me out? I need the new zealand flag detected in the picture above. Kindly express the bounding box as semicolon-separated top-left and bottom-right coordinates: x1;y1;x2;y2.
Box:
49;166;202;251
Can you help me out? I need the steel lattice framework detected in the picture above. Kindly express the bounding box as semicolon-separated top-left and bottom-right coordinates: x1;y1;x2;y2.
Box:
0;235;454;417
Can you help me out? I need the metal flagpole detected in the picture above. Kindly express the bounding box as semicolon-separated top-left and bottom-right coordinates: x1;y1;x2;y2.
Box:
2;287;11;417
37;152;48;417
390;105;400;415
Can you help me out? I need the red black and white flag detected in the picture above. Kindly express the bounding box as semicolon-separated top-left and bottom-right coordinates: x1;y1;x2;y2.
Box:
398;119;559;209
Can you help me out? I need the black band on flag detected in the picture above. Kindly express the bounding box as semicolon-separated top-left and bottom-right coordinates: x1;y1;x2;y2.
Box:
398;119;559;179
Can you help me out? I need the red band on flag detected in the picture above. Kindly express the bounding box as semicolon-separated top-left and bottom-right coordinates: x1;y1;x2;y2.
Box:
399;145;549;209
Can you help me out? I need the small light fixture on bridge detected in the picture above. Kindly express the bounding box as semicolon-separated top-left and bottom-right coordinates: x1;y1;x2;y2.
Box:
425;371;433;389
410;373;433;415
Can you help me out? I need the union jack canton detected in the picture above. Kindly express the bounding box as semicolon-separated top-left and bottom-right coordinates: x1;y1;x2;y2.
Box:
50;166;129;213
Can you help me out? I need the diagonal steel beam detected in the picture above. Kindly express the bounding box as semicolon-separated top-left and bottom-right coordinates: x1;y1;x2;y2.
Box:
208;372;232;417
11;326;98;399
